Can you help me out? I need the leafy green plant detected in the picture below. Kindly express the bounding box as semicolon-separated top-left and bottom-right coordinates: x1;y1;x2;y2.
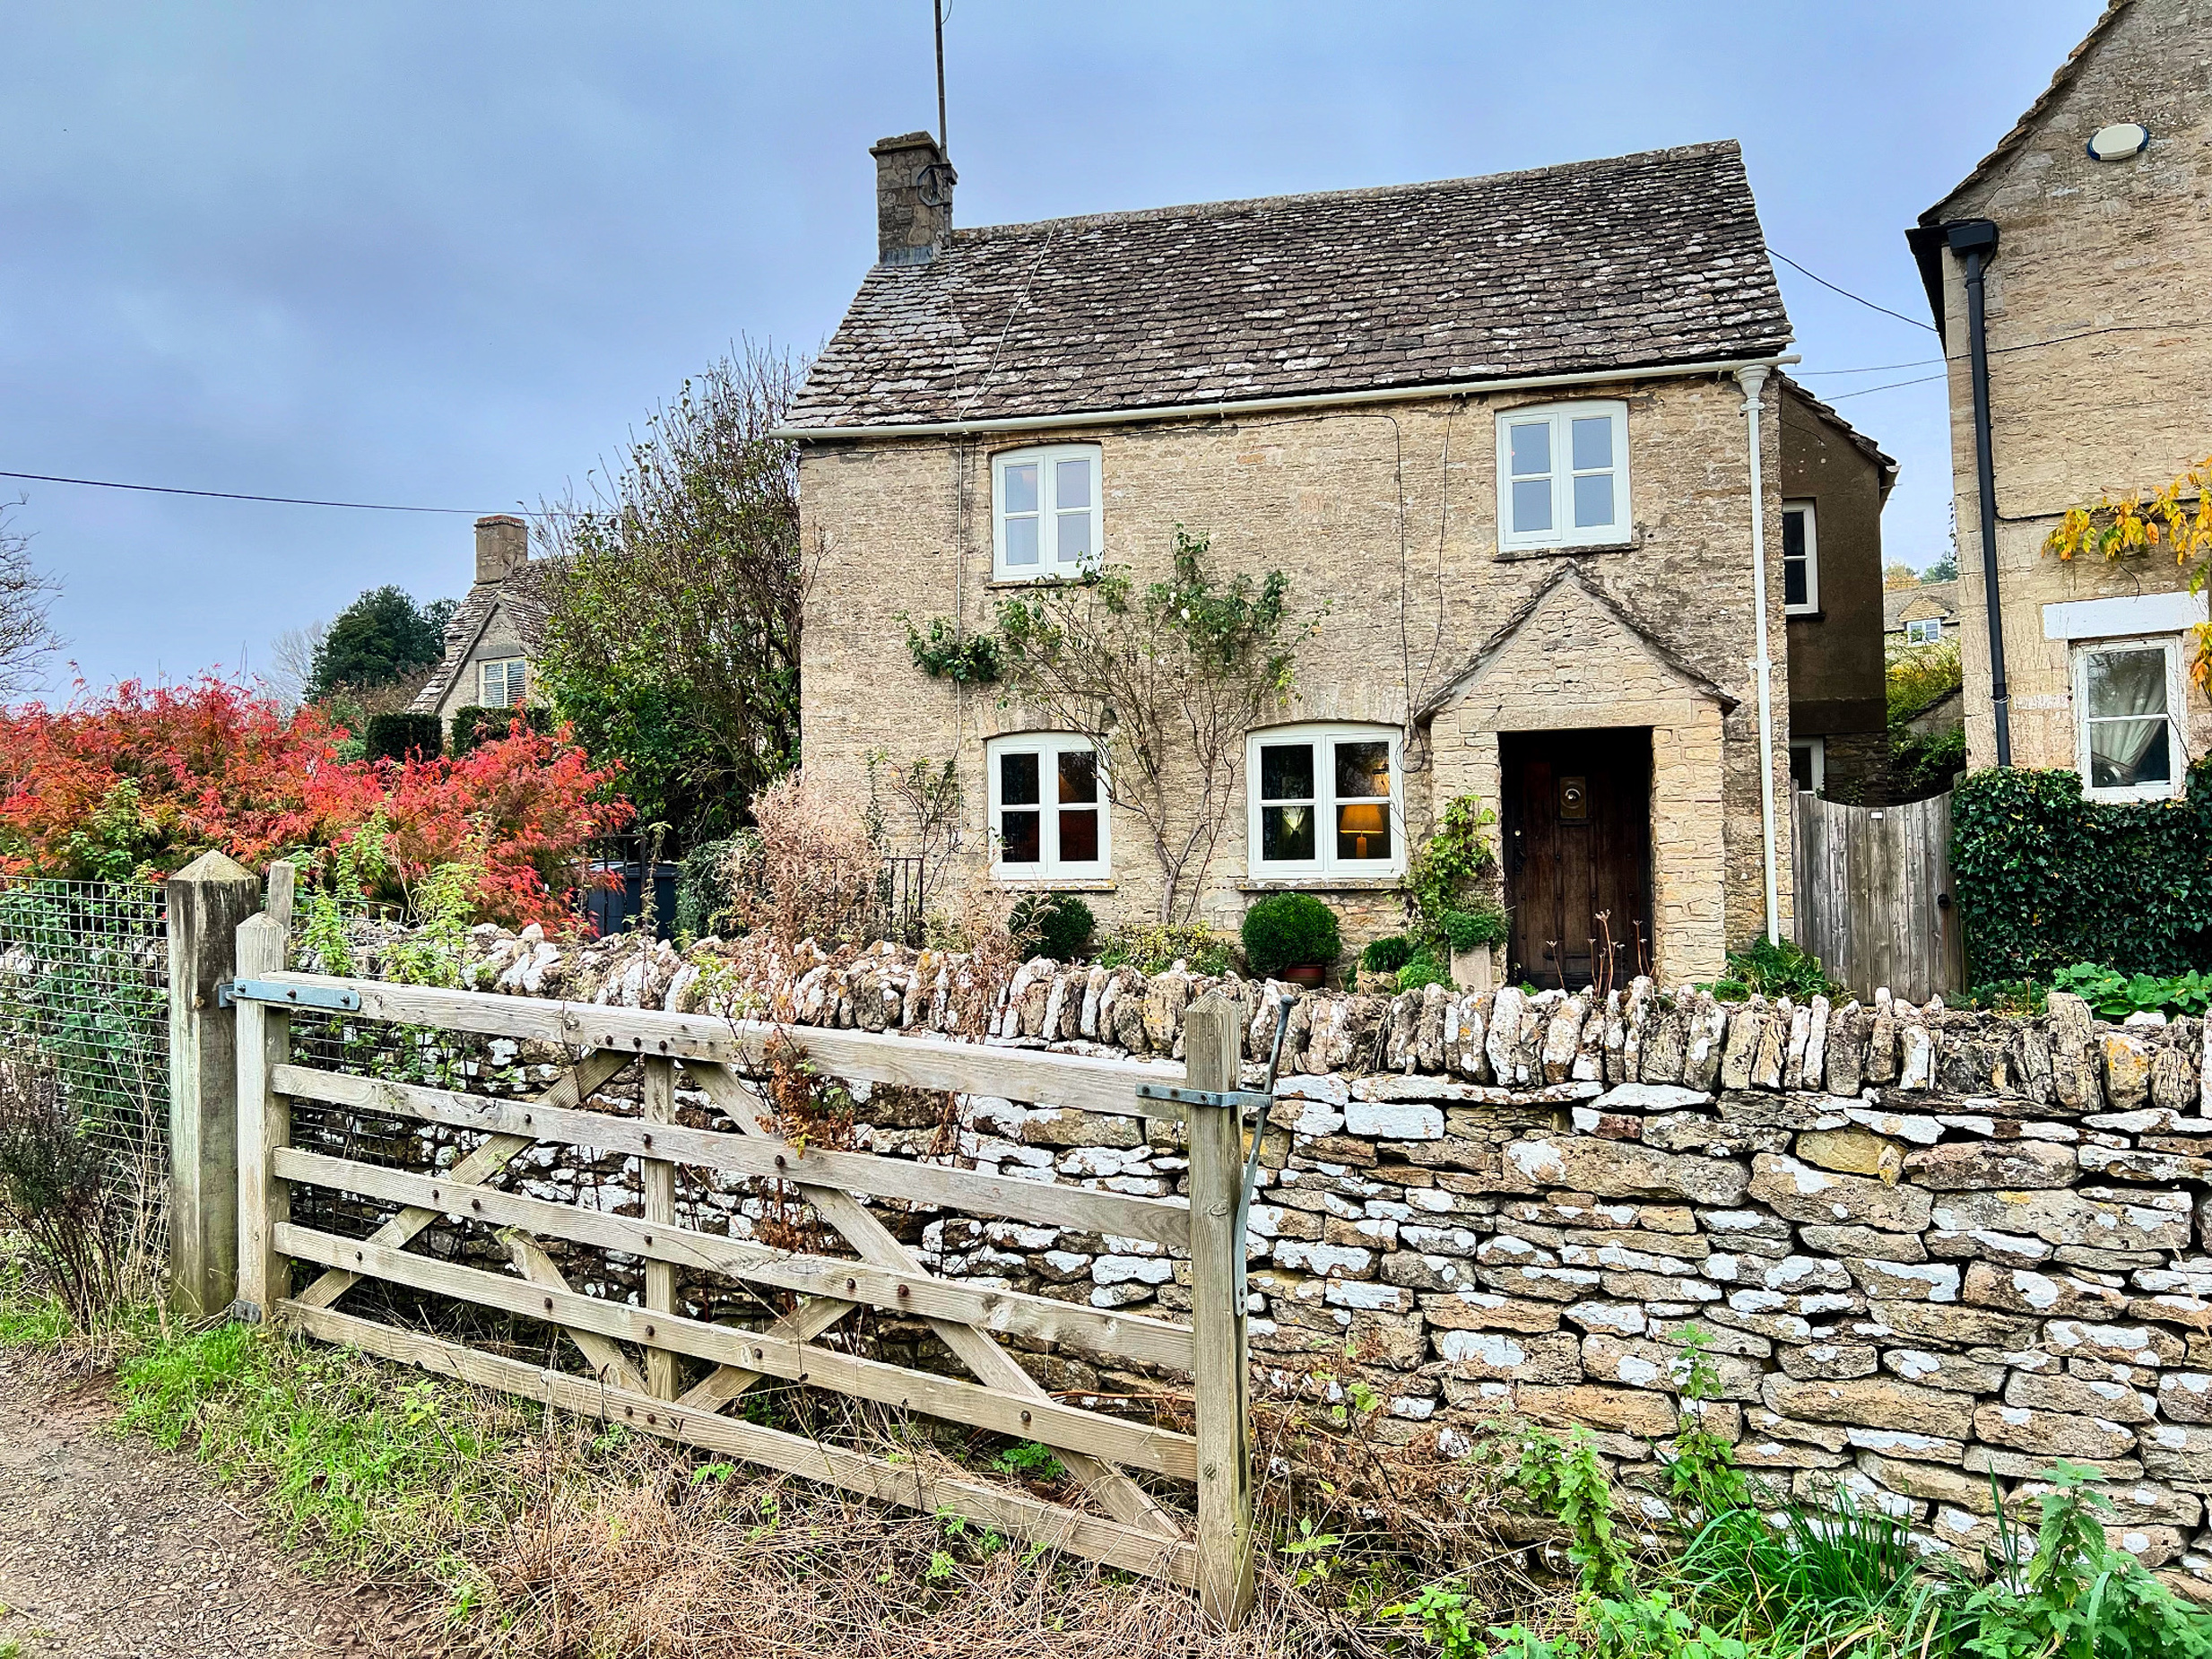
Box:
990;1440;1066;1484
1664;1330;1751;1522
1441;902;1510;952
1010;892;1095;961
1361;934;1418;976
1095;921;1234;976
2052;960;2212;1019
1240;892;1342;978
1279;1517;1348;1591
1510;1425;1635;1599
1405;795;1499;940
1720;937;1836;1001
1393;953;1453;995
449;703;553;755
902;616;1001;683
673;836;747;941
362;711;443;764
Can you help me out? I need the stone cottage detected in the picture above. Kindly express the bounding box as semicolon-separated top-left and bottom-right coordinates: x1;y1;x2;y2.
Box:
1910;0;2212;797
411;514;551;733
1887;580;1960;655
786;135;1894;987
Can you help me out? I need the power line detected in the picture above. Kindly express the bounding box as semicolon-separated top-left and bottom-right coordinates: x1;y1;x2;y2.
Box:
0;468;483;514
1825;371;1948;401
1766;247;1939;334
1794;357;1942;376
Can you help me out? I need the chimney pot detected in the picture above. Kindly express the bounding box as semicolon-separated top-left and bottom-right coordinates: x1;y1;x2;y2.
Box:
474;515;527;585
871;132;955;265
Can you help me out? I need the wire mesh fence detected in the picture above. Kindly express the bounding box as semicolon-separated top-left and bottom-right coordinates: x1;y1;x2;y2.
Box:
0;877;170;1259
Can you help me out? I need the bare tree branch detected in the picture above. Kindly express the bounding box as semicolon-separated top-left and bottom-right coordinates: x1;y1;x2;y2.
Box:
0;503;63;700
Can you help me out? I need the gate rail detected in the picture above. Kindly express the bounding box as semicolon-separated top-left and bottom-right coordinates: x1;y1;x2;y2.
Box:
228;912;1256;1620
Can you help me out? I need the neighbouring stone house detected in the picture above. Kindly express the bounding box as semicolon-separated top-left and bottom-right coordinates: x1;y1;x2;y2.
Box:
411;514;551;733
1910;0;2212;800
787;135;1895;987
1886;579;1960;654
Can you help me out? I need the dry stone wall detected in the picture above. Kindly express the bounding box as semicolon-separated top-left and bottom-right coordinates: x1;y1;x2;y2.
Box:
327;923;2212;1586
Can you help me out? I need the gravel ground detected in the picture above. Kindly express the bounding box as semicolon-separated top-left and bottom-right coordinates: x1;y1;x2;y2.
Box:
0;1351;409;1658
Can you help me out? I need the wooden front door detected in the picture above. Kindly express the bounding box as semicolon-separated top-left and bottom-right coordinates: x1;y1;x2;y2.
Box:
1502;728;1653;991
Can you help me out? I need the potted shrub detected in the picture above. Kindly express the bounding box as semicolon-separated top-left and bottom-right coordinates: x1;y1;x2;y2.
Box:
1441;900;1509;994
1241;892;1342;987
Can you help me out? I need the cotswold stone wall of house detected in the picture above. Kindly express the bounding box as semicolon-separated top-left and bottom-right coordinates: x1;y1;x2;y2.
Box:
326;925;2212;1585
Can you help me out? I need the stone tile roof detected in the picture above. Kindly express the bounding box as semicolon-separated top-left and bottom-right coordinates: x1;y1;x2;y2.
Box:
1778;374;1899;499
790;142;1792;430
1885;578;1959;633
410;558;558;714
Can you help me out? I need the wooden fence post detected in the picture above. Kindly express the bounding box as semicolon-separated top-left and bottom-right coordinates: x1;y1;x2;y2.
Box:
163;851;262;1320
1183;994;1254;1626
643;1055;680;1399
233;910;291;1321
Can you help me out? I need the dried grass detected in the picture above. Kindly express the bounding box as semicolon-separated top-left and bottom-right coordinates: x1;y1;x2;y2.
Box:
733;774;887;950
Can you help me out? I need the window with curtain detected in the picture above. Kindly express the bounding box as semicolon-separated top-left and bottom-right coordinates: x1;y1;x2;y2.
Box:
993;445;1102;581
1496;401;1630;551
987;734;1108;876
480;658;526;708
2074;637;2183;801
1246;724;1402;878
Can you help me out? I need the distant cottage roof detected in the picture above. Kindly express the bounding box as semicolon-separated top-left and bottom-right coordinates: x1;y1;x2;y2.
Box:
790;141;1792;431
410;557;557;715
1886;579;1959;633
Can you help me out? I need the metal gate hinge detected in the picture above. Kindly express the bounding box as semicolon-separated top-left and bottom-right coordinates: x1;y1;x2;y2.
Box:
216;978;361;1012
1134;1083;1275;1112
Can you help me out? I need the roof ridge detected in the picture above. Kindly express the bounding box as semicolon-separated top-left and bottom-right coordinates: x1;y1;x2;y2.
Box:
954;140;1746;242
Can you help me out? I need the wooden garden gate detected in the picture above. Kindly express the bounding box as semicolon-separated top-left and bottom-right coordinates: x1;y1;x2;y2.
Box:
1792;789;1965;1003
226;912;1256;1622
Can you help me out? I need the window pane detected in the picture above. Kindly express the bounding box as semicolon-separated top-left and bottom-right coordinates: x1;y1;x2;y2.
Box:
1259;743;1314;803
1783;509;1807;560
1058;807;1099;863
1784;559;1808;609
1509;421;1550;477
1262;804;1315;862
1570;415;1612;472
1790;745;1815;793
1054;456;1091;509
2090;717;2173;787
1004;515;1039;566
1002;462;1038;514
1001;810;1042;864
2086;648;2169;719
1572;472;1615;530
1336;801;1392;861
1058;748;1097;803
1000;751;1040;806
1512;478;1553;534
1334;740;1391;801
1054;510;1092;563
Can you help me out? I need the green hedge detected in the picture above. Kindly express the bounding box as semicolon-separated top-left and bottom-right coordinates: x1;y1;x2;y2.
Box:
362;711;443;763
1952;763;2212;983
451;703;552;754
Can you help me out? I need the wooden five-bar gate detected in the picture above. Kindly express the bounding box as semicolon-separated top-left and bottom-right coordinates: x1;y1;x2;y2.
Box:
226;911;1257;1622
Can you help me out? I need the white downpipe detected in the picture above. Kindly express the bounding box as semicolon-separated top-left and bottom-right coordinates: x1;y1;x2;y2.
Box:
1736;365;1781;947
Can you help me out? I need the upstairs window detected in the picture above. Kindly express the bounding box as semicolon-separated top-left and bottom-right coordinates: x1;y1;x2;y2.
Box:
1247;725;1402;879
988;734;1109;877
1783;501;1818;614
2075;637;2185;803
993;445;1102;581
480;658;526;708
1496;402;1630;551
1904;617;1943;647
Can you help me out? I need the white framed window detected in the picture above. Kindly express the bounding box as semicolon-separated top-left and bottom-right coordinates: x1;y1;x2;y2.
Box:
2074;636;2187;802
992;444;1102;581
1783;500;1818;614
1904;617;1944;646
1496;401;1630;551
1246;724;1403;879
1790;736;1825;794
480;657;526;708
987;734;1109;877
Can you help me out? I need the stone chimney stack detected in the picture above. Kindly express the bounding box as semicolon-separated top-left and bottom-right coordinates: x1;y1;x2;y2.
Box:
474;514;527;585
871;132;956;265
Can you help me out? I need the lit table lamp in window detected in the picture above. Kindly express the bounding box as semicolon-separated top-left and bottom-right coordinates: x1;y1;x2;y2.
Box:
1339;802;1387;859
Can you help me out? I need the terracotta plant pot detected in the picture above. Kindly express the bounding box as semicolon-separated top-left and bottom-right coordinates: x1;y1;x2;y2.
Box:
1280;964;1328;989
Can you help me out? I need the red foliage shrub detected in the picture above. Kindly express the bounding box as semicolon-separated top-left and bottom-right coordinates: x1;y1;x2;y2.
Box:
0;678;629;929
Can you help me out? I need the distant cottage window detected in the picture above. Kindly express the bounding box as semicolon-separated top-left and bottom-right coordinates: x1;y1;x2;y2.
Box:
988;734;1109;877
993;445;1102;581
1496;402;1630;552
480;658;526;708
1783;501;1818;614
1904;617;1943;647
1247;724;1402;880
2074;637;2184;803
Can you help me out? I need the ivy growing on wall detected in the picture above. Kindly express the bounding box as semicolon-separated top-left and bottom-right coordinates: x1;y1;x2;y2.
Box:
1951;763;2212;983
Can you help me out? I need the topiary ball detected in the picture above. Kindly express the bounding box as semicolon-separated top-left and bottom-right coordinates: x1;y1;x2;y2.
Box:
1240;892;1343;979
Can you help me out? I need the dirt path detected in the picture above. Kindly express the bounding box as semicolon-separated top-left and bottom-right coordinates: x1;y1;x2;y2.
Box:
0;1352;405;1658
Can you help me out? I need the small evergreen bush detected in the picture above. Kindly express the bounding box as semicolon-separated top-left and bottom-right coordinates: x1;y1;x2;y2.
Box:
673;838;745;940
1360;934;1417;975
1240;892;1341;978
1096;922;1233;976
1722;937;1837;1001
1440;901;1509;951
362;711;442;763
450;703;553;754
1010;892;1095;961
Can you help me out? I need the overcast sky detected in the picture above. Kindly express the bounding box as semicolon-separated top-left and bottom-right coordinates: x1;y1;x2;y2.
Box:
4;2;2103;697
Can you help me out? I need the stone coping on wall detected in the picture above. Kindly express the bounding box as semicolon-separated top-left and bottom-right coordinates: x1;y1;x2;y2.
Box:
320;921;2212;1589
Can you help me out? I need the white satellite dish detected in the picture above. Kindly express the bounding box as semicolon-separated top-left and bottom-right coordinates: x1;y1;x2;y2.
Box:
2087;122;2150;161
